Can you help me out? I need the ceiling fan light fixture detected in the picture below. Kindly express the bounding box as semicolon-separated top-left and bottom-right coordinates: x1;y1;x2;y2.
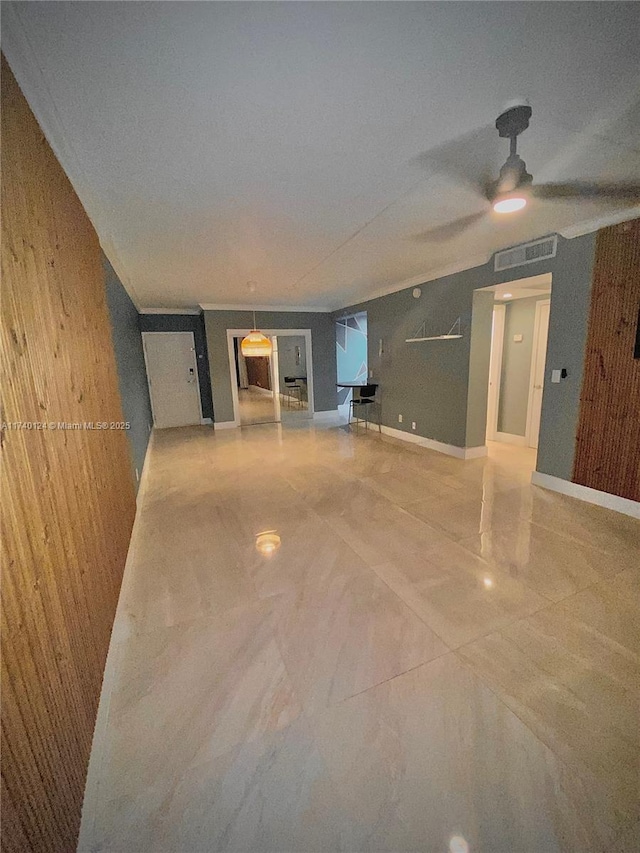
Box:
493;195;527;214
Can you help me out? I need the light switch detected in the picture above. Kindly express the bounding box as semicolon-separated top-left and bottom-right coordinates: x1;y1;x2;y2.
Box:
551;369;562;383
513;333;523;342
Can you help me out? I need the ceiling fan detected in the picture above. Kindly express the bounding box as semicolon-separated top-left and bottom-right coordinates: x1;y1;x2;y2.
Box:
413;101;640;242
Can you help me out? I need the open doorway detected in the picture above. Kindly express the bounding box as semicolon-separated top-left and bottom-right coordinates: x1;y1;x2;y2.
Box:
227;329;314;427
336;311;368;419
232;336;279;426
479;273;552;469
275;335;311;423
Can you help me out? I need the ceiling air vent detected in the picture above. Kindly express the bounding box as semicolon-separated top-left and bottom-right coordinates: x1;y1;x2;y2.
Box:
494;235;558;272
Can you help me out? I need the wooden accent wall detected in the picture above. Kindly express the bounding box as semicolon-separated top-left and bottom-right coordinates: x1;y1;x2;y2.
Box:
1;58;136;852
572;218;640;501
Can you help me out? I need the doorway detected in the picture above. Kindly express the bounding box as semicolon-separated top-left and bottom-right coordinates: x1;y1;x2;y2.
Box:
275;335;311;423
483;276;552;453
142;331;203;428
336;311;368;418
232;336;279;426
227;329;314;427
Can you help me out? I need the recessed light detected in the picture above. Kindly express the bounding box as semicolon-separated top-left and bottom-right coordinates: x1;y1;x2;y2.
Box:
502;293;513;299
483;577;494;589
493;196;527;214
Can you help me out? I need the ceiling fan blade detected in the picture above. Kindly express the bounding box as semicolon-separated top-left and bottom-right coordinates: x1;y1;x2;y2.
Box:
532;181;640;201
412;210;487;243
413;124;498;200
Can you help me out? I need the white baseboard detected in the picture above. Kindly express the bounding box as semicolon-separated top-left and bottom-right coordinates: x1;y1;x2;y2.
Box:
531;471;640;519
313;409;341;421
200;417;213;425
380;425;487;460
214;420;238;430
494;431;528;447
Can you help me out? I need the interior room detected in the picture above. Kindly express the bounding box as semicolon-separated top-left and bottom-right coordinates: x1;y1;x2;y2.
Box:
232;335;280;426
2;3;639;853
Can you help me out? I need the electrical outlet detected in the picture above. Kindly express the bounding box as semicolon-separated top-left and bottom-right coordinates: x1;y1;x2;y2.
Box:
411;422;416;430
398;414;403;423
369;369;374;378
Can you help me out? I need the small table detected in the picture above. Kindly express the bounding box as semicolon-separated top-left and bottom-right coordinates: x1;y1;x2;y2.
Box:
337;383;380;432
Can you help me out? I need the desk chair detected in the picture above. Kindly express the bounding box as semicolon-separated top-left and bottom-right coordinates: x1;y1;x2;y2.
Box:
349;384;380;432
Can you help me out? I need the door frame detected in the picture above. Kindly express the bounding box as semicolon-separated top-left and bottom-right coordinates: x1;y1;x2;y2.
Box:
525;298;551;447
142;331;203;428
226;329;314;427
486;304;506;441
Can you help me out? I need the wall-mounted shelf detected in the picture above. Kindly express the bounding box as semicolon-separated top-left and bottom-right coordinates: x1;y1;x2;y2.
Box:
406;318;462;343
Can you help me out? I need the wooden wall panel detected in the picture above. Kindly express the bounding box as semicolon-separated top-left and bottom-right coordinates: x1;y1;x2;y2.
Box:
1;57;136;852
572;218;640;501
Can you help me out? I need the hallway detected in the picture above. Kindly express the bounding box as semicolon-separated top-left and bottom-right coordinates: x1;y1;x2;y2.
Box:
81;424;640;853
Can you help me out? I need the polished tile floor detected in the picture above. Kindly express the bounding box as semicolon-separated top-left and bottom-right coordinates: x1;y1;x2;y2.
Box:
80;423;640;853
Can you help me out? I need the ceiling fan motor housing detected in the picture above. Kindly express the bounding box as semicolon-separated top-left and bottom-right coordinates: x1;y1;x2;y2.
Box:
496;103;532;138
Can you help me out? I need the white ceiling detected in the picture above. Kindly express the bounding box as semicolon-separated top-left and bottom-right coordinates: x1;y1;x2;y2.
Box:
4;2;640;311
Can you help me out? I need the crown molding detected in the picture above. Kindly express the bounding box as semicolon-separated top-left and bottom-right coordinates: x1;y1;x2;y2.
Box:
199;303;332;313
2;5;143;310
558;207;640;239
330;252;491;311
139;308;202;315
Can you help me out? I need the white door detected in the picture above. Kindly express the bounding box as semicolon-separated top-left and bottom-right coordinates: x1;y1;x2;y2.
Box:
142;332;202;428
527;300;551;449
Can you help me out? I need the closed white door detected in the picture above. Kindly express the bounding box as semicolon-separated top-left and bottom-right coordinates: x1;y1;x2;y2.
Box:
527;300;551;449
142;332;202;428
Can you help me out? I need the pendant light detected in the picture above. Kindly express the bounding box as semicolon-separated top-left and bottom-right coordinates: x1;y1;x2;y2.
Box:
241;309;272;358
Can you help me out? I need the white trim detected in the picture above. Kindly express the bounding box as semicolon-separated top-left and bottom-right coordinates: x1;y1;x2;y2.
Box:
494;431;528;447
140;308;201;316
213;420;238;430
486;304;506;441
200;303;331;313
331;254;489;311
380;425;487;459
200;417;213;425
558;207;640;239
2;6;143;312
142;331;203;428
464;445;490;460
226;329;315;426
531;472;640;519
526;298;551;448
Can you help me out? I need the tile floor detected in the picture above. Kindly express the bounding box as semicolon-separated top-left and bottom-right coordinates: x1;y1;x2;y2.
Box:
80;423;640;853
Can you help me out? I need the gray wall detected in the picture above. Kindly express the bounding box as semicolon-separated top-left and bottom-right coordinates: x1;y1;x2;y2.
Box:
498;295;549;436
335;232;596;479
536;232;596;481
465;290;494;448
139;313;214;420
278;335;307;384
204;311;337;422
103;256;152;491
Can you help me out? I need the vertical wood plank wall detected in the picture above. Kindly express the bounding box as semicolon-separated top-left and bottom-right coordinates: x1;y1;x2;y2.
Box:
1;58;136;852
572;218;640;501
